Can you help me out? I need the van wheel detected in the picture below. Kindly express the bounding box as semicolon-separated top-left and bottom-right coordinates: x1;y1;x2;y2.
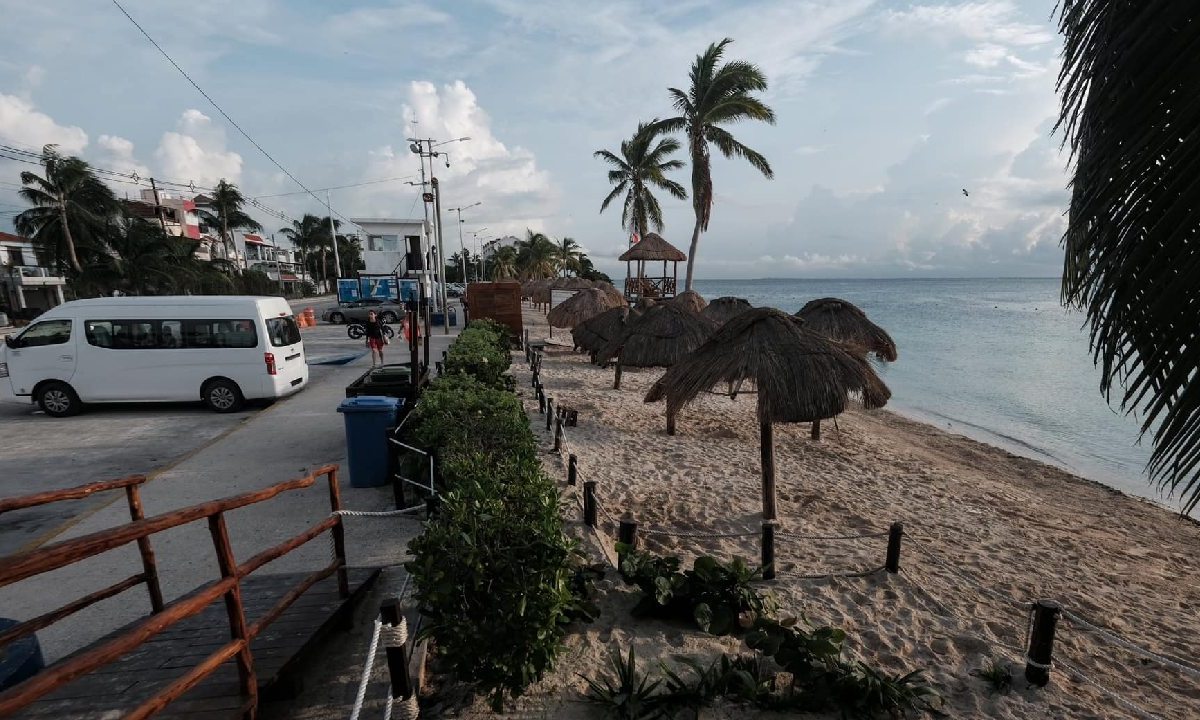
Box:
37;382;81;418
329;312;345;324
203;379;244;413
380;311;398;323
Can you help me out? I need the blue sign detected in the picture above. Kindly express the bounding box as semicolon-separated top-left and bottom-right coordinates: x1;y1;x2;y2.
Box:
360;277;397;300
337;279;361;303
398;279;419;302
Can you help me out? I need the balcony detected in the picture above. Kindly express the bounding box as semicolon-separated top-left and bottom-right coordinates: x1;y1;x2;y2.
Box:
4;265;66;287
624;275;677;300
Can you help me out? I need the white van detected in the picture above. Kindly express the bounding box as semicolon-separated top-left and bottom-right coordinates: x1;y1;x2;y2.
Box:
0;296;308;416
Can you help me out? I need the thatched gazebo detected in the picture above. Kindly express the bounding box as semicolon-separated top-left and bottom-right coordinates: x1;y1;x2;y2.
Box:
619;232;686;304
645;308;890;520
596;303;716;389
795;298;897;440
572;305;637;360
547;287;626;329
669;289;707;314
703;297;753;326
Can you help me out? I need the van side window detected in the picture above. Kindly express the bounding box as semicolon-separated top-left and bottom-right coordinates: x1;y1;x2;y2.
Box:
160;321;181;348
85;320;256;349
181;320;257;349
87;320;163;349
17;320;72;347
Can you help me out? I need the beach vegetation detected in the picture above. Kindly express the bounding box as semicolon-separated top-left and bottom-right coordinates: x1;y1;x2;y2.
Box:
583;646;666;720
595;121;688;241
442;322;513;390
656;38;775;292
970;658;1013;694
659;653;772;710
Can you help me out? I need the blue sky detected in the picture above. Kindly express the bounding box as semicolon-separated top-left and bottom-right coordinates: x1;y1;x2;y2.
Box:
0;0;1069;279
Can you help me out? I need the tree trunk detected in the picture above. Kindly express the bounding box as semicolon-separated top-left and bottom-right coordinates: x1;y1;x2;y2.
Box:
683;215;702;291
59;202;83;274
321;249;329;292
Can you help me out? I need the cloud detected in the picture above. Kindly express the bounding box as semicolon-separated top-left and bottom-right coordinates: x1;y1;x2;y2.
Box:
327;3;450;37
0;93;88;154
96;134;151;180
155;109;243;187
351;80;557;237
882;2;1055;48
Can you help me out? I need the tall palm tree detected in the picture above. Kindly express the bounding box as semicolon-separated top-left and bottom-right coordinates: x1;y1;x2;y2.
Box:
14;145;120;275
1056;2;1200;512
278;214;325;284
196;179;262;275
490;245;518;279
658;38;775;291
595;121;688;241
554;237;584;277
516;229;557;279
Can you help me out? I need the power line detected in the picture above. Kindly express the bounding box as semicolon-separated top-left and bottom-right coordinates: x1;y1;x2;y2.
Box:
251;175;416;199
109;0;364;233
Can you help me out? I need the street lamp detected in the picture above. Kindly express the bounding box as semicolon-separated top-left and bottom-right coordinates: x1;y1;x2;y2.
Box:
449;202;482;283
471;227;488;280
407;136;470;333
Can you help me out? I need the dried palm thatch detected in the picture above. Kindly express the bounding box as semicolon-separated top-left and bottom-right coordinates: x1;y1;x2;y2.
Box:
593;282;626;307
553;277;594;290
702;296;753;326
795;297;898;362
597;303;716;388
572;305;635;356
645;308;890;519
669;289;707;314
529;280;553;305
547;287;626;329
618;232;687;262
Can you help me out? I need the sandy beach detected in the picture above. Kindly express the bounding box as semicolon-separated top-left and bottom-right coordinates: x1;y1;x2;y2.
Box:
440;305;1200;719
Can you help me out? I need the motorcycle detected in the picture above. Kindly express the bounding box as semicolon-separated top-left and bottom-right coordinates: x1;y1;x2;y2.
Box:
347;322;395;340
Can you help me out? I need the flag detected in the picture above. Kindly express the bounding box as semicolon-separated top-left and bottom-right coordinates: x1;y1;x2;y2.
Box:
631;232;640;245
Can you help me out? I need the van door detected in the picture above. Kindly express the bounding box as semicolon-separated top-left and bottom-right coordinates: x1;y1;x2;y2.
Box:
5;319;76;397
264;314;307;395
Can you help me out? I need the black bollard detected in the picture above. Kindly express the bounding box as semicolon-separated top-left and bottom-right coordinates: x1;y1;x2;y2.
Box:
885;522;903;573
1025;600;1060;687
546;398;554;431
568;454;577;485
618;517;639;550
583;481;597;527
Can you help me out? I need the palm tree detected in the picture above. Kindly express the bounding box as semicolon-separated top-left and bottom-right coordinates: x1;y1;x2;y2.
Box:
554;237;584;277
491;245;518;279
595;121;687;240
658;38;775;291
516;229;557;279
1056;2;1200;512
278;214;325;285
14;145;120;275
196;179;262;275
336;233;363;277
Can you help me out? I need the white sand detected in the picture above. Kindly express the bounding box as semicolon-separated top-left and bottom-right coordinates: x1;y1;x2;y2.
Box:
445;307;1200;719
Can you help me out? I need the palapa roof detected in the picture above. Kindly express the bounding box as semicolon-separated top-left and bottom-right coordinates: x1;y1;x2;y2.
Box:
572;305;635;353
795;297;898;362
645;307;891;423
702;297;754;325
552;277;594;290
669;289;707;314
593;282;626;307
618;232;687;262
546;287;626;329
596;302;716;368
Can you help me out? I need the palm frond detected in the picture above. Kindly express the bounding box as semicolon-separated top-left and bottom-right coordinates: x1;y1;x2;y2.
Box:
706;126;774;178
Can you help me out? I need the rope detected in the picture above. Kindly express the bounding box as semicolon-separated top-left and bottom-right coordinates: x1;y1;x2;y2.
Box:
334;505;426;518
348;620;384;720
775;566;885;580
1060;609;1200;681
1055;656;1166;720
905;535;1029;611
775;529;890;541
899;569;1027;661
640;525;758;539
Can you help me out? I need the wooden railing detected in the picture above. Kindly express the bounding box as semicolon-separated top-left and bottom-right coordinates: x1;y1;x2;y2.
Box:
0;465;349;719
624;276;677;299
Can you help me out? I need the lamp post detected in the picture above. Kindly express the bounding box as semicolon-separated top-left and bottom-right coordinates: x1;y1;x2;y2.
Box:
449;202;482;283
408;136;469;334
472;227;488;281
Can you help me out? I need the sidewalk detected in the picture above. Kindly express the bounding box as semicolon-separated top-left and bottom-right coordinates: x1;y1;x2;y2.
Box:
0;329;459;664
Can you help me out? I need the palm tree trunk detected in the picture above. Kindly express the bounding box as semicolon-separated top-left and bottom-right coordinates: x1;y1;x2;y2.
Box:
321;249;329;292
59;202;83;274
684;215;702;291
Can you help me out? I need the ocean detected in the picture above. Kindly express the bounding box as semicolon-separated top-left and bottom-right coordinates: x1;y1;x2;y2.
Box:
691;278;1178;511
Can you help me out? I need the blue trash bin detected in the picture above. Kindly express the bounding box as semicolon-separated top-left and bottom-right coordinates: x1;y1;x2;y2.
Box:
0;618;44;691
337;396;403;488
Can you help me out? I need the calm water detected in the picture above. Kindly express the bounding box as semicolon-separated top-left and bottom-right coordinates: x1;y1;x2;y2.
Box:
692;278;1177;510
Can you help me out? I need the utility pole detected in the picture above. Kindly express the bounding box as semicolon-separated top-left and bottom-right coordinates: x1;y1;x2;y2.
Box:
431;176;448;334
325;191;342;294
271;232;284;296
149;178;167;233
449;202;481;283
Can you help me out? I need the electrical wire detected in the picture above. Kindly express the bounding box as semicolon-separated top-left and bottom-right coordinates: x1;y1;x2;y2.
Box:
251;175;416;199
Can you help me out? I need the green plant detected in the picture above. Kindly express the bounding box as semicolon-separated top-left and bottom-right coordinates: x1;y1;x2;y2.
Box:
659;653;770;712
583;646;666;720
617;545;774;635
444;326;512;388
406;375;533;468
465;318;513;352
970;658;1013;695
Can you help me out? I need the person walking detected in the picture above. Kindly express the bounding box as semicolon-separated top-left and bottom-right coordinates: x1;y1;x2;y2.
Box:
364;310;388;367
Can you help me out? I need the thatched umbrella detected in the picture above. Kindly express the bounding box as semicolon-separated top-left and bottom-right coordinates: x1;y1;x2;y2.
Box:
530;280;553;306
795;298;897;440
669;289;707;314
572;305;636;359
645;308;890;519
547;287;626;329
593;282;626;308
703;297;753;326
597;303;716;389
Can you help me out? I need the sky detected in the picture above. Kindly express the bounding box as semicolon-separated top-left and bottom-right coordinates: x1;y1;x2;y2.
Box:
0;0;1071;279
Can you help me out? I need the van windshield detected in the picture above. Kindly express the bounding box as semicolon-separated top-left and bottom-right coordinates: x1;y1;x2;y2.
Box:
266;316;302;347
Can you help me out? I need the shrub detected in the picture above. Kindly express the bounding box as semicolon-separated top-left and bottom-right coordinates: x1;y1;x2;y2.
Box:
406;375;533;466
583;646;664;720
465;317;513;352
444;326;512;388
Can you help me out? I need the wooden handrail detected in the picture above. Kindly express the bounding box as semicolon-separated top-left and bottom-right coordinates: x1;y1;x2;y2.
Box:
0;573;146;648
0;475;147;514
124;639;245;720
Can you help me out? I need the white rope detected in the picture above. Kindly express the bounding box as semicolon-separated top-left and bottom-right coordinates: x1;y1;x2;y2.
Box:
1056;656;1166;720
1060;609;1200;681
640;526;758;539
775;566;884;580
334;505;426;518
899;569;1027;661
348;619;384;720
775;529;890;541
905;535;1029;611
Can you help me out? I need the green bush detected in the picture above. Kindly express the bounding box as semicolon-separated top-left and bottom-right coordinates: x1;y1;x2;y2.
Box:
406;375;533;467
444;326;512;389
465;318;513;352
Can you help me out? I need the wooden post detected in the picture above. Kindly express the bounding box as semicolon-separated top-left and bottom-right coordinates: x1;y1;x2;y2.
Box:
125;484;164;613
567;408;578;427
531;368;538;388
613;360;623;389
434;360;443;375
325;468;350;598
207;513;258;712
553;415;563;452
761;522;776;580
379;598;413;700
425;495;441;517
388;431;405;510
618;517;639;549
885;522;903;573
546;398;554;431
760;422;777;521
538;387;546;414
666;409;676;436
1025;600;1060;687
523;329;529;351
811;419;821;441
568;454;577;485
583;481;597;527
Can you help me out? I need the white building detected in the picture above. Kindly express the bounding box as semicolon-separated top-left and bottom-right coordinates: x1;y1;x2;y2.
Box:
0;231;67;316
481;235;520;259
350;218;429;276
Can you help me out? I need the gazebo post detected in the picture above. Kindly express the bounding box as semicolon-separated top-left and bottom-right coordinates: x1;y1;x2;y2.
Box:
673;260;678;296
811;419;821;441
666;408;676;436
760;421;777;520
614;358;623;389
